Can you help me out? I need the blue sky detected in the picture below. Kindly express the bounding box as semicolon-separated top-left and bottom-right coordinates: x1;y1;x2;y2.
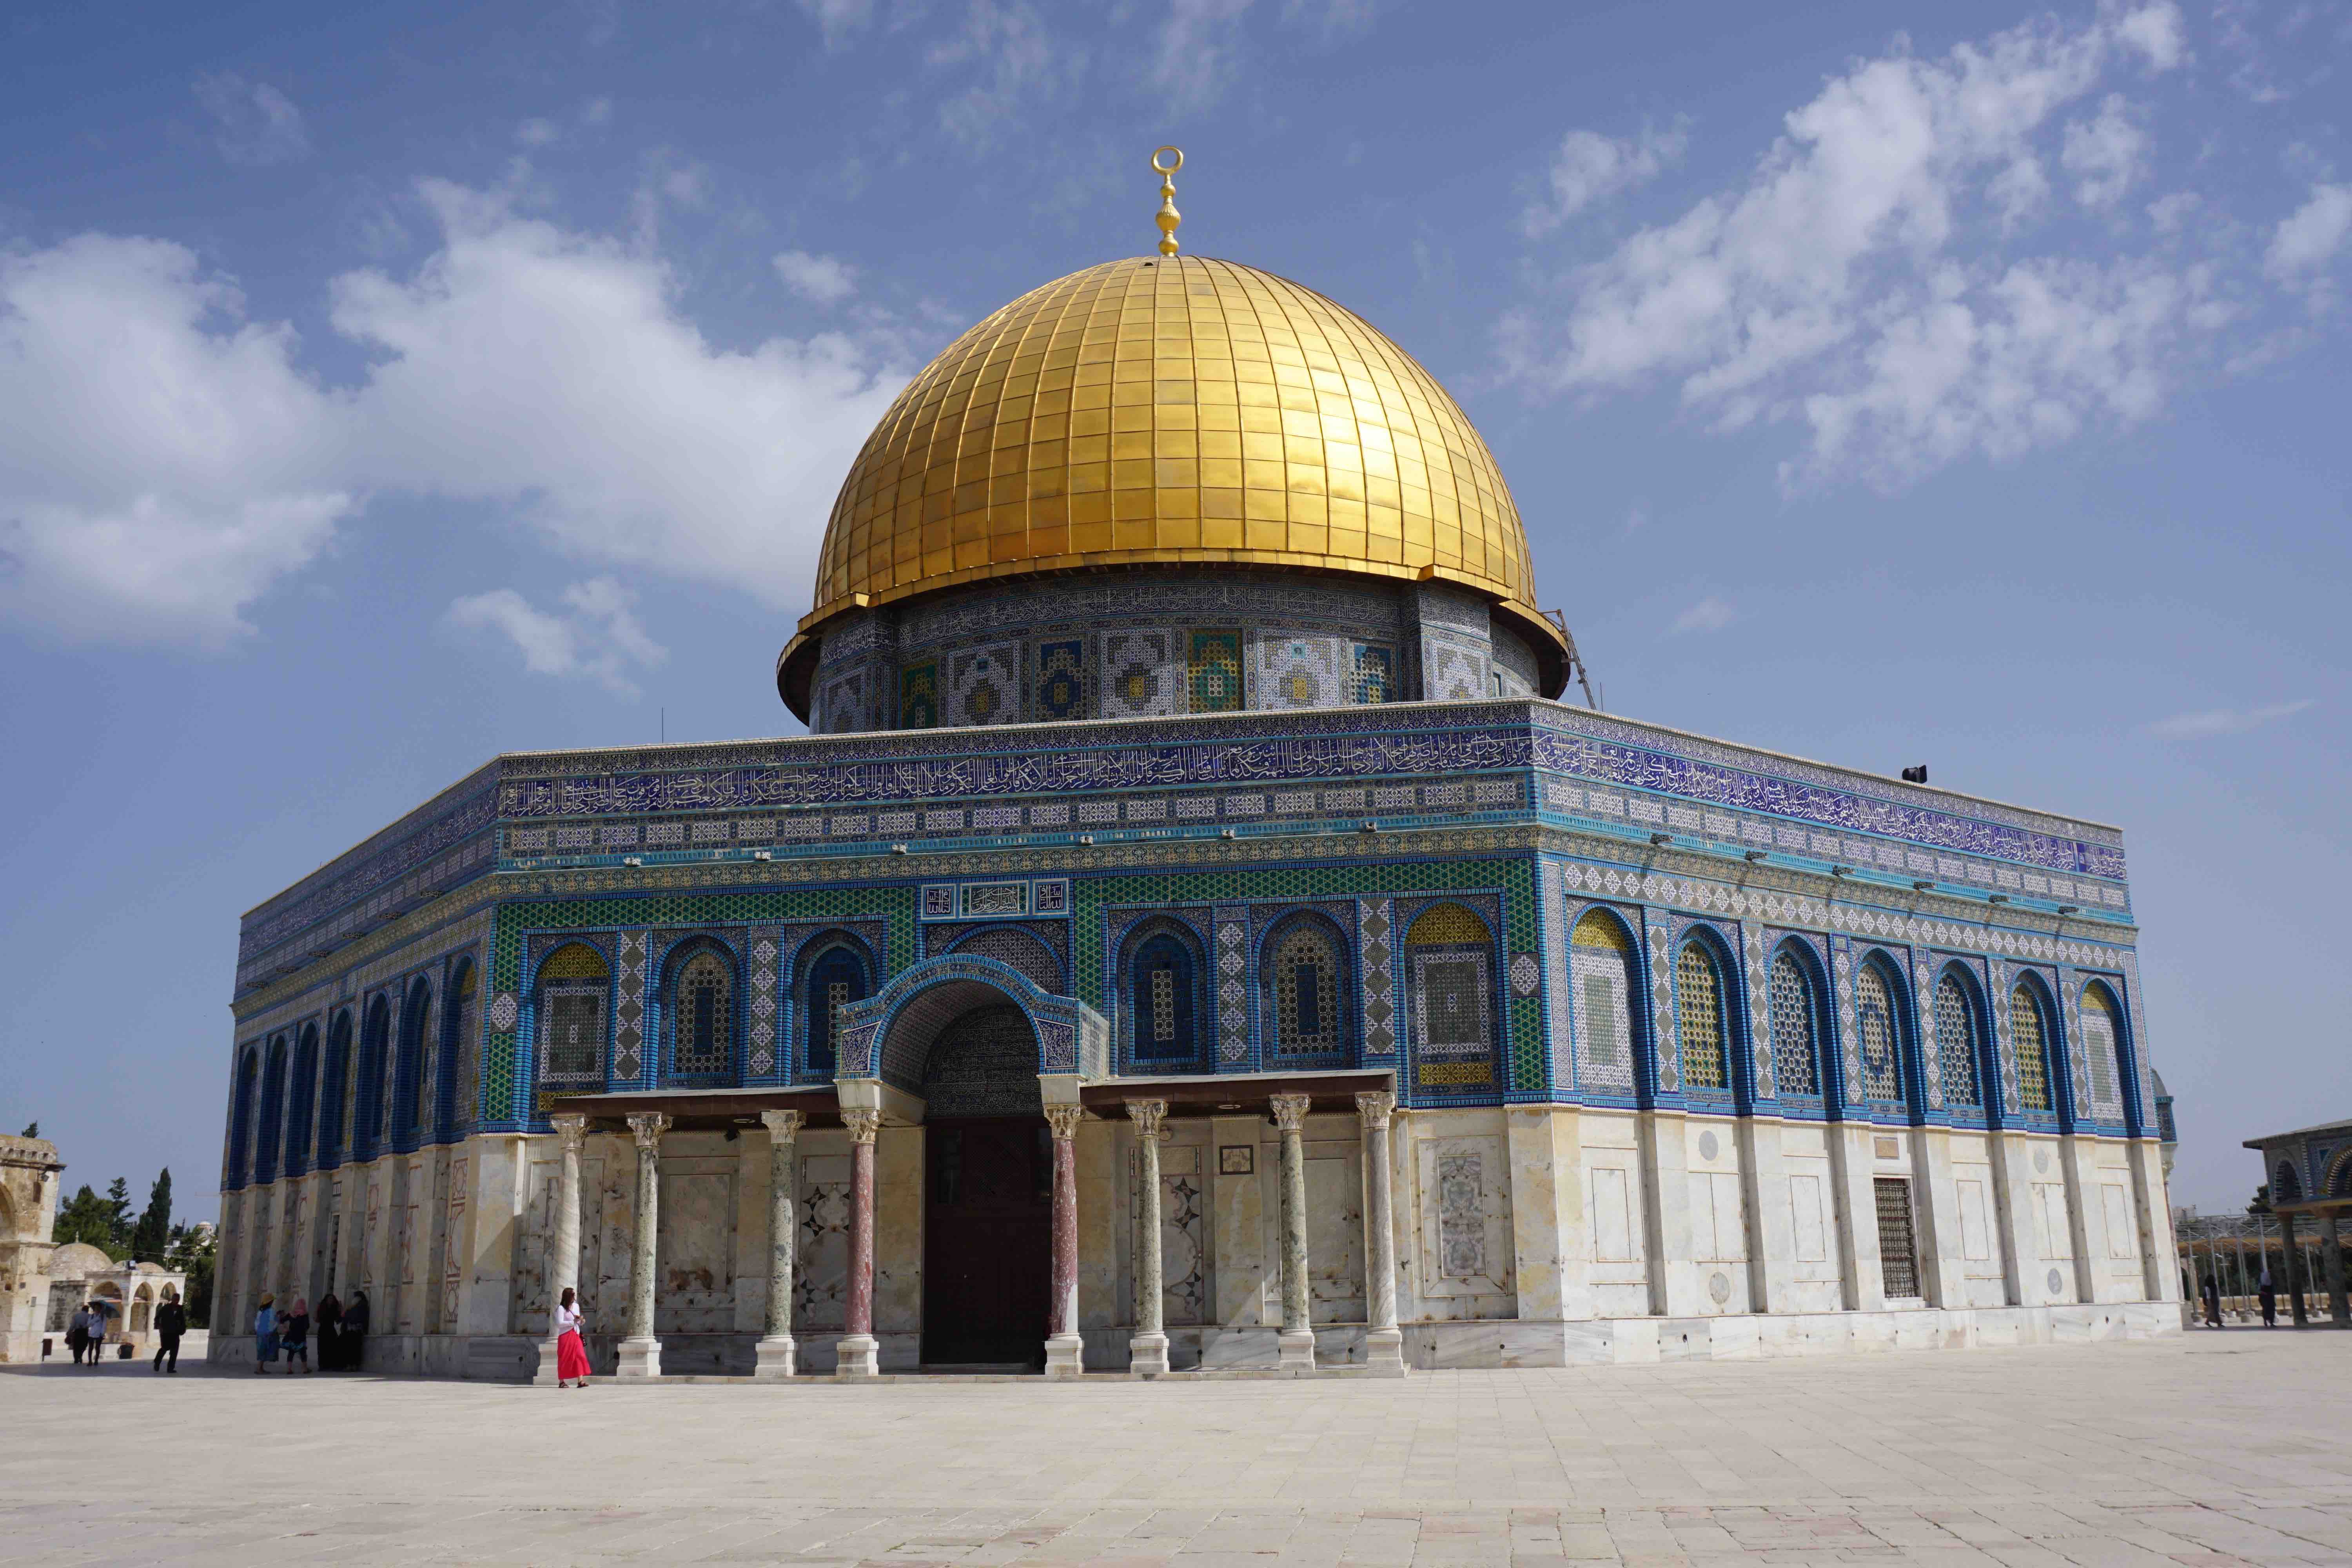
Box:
2;0;2345;1227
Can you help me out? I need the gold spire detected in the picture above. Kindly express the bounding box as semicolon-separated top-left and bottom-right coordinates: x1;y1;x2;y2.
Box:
1152;146;1183;256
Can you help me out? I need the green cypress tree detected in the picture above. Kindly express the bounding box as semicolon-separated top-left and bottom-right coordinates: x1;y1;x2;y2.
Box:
131;1169;173;1261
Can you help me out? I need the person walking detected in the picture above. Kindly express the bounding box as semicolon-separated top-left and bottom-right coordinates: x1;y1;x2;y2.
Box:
2201;1274;2222;1328
2259;1268;2278;1328
253;1293;280;1374
153;1288;187;1374
64;1305;89;1366
552;1287;593;1389
341;1290;369;1373
316;1293;343;1371
281;1298;312;1374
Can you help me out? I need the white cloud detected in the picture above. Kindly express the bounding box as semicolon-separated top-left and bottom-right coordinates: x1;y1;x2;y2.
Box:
193;74;311;166
0;236;353;645
446;577;667;697
1670;595;1736;634
795;0;878;50
775;249;859;305
2266;183;2352;278
2060;94;2148;208
1522;122;1691;237
930;1;1064;149
1499;4;2256;488
2145;699;2314;738
1;182;913;648
1152;0;1256;109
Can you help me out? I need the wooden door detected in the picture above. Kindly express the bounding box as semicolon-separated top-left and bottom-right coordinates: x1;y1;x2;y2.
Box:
922;1119;1051;1365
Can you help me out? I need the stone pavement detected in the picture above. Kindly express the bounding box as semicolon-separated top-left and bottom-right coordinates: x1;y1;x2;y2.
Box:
3;1330;2348;1565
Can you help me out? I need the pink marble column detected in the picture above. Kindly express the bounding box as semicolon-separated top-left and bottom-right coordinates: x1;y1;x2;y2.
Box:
838;1108;882;1377
1043;1103;1084;1378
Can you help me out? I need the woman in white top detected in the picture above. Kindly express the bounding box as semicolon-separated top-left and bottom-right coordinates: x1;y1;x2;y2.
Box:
553;1287;592;1388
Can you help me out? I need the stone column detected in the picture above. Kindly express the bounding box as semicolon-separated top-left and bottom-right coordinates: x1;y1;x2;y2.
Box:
2280;1211;2309;1327
1126;1100;1170;1377
837;1108;883;1378
531;1114;588;1386
1044;1104;1085;1379
614;1112;670;1379
756;1109;805;1379
1356;1092;1406;1376
2325;1212;2351;1327
1270;1093;1316;1374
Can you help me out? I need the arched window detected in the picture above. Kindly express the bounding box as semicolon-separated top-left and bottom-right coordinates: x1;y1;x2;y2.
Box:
1570;909;1638;1089
1406;903;1495;1088
537;943;610;1087
1674;940;1728;1091
287;1024;319;1174
2273;1160;2303;1205
227;1047;260;1186
1854;961;1905;1103
1269;918;1345;1057
319;1011;352;1164
2010;982;2054;1112
2330;1152;2352;1200
438;960;476;1142
1933;971;1982;1108
255;1036;289;1184
1768;947;1822;1096
356;996;391;1160
1130;931;1200;1063
397;981;433;1143
673;949;735;1076
803;943;869;1076
2080;982;2126;1120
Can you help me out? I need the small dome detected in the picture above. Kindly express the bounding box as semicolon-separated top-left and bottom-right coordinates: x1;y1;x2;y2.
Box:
781;254;1564;714
47;1242;113;1278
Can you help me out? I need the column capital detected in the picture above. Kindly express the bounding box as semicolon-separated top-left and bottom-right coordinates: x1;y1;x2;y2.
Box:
626;1112;672;1149
1124;1099;1169;1138
550;1113;590;1147
1269;1093;1312;1132
759;1108;807;1140
1354;1091;1396;1130
842;1107;883;1145
1044;1104;1085;1141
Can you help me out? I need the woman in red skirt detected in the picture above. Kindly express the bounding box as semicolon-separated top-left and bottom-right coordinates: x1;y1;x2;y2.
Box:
554;1287;592;1388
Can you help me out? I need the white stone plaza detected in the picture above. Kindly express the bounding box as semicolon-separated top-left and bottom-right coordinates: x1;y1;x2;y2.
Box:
5;1330;2347;1564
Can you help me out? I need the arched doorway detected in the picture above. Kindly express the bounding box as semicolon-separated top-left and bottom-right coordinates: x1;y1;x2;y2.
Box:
918;1003;1048;1366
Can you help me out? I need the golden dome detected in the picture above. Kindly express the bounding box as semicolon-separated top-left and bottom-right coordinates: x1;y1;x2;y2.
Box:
784;255;1561;706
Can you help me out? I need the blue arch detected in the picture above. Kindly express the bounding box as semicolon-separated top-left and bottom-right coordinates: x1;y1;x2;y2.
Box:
355;995;391;1161
1258;909;1354;1063
1931;960;1993;1116
226;1045;260;1189
2081;976;2138;1134
659;935;743;1084
392;978;433;1150
318;1010;353;1167
286;1023;320;1175
797;933;874;1078
1672;921;1746;1103
1851;947;1916;1117
2006;970;2062;1122
436;958;475;1143
254;1035;289;1185
1765;936;1831;1103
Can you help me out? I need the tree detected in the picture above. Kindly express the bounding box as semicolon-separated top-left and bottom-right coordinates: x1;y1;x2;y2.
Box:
16;1122;34;1138
102;1177;132;1243
53;1184;129;1259
131;1169;172;1262
167;1223;217;1322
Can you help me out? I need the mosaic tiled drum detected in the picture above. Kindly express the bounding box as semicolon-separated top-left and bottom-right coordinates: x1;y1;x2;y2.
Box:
207;220;2181;1384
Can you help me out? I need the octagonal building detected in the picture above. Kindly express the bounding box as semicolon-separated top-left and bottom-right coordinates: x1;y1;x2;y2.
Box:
207;232;2182;1378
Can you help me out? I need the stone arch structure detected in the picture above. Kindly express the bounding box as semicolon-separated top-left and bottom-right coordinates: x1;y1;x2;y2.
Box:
835;954;1107;1091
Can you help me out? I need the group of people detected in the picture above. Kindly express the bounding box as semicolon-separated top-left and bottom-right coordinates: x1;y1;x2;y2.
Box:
2198;1270;2282;1327
59;1287;189;1371
250;1290;369;1372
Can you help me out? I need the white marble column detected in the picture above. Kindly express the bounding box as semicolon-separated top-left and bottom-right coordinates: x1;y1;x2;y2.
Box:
531;1114;588;1387
615;1112;670;1379
755;1109;804;1380
1126;1100;1171;1377
1270;1093;1316;1374
1044;1103;1086;1379
1356;1091;1406;1376
836;1107;883;1378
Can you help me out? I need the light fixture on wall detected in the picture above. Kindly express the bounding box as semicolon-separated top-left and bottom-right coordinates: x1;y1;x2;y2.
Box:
2056;903;2080;915
1830;864;1852;878
1649;832;1673;846
1912;879;1934;891
1988;893;2010;904
1743;850;1767;863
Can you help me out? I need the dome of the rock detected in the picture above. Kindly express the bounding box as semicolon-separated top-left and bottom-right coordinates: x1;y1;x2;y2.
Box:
777;254;1566;719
